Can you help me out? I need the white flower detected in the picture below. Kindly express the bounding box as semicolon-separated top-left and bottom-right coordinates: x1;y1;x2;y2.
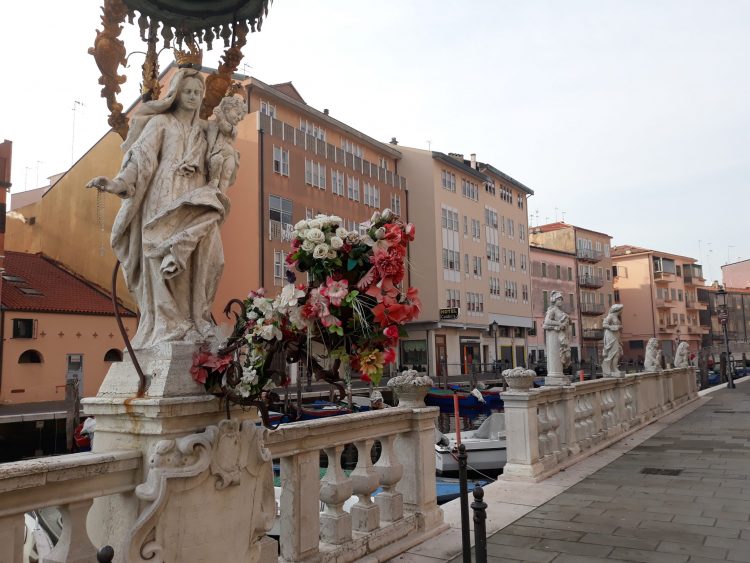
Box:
276;283;305;311
252;297;273;318
294;220;309;231
241;366;259;385
346;232;361;244
381;208;393;221
335;227;348;238
330;236;344;250
301;239;315;252
257;323;282;341
308;219;323;230
371;211;381;223
306;228;325;244
326;249;337;259
361;235;375;247
313;243;329;259
247;310;259;320
374;227;386;240
327;215;343;226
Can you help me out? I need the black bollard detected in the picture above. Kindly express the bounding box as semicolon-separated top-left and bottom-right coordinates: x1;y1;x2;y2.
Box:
96;545;115;563
457;443;471;562
472;486;488;563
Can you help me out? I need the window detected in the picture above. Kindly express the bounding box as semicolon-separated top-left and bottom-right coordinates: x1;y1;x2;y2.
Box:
522;284;529;302
269;195;292;225
508;250;516;269
556;265;561;279
446;289;461;308
347;176;360;201
485;180;496;195
471;219;481;239
273;250;288;284
486;243;500;263
571;323;577;337
260;100;276;117
500;186;513;203
463;215;468;235
517;194;524;209
304;159;326;189
299;118;326;141
442;249;460;271
104;349;123;362
614;289;620;302
473;256;482;276
400;340;427;366
441;207;459;231
331;169;345;196
363;183;380;207
19;350;42;363
441;170;456;192
541;263;547;278
466;292;484;313
676;265;682;276
568;267;573;281
489;277;501;296
569;293;575;307
543;290;549;311
272;145;289;176
504;280;518;300
506;218;515;237
461;179;479;201
378;157;389;171
390;193;401;215
606;269;611;281
341;138;363;158
519;224;526;241
484;208;498;228
520;253;527;271
608;293;613;306
678;290;683;301
464;253;469;274
12;318;35;339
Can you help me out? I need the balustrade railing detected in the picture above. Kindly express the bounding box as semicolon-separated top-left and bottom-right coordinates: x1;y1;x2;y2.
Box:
502;368;697;481
0;450;141;563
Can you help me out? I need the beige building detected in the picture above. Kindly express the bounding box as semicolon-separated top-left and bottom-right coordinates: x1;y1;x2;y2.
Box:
722;259;750;289
612;245;708;362
529;222;614;366
397;147;533;377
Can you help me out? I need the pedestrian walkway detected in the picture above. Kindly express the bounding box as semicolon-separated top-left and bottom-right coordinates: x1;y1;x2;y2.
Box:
394;378;750;562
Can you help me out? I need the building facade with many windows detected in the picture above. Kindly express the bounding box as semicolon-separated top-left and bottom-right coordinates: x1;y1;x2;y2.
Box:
529;223;614;367
612;245;708;362
397;147;533;378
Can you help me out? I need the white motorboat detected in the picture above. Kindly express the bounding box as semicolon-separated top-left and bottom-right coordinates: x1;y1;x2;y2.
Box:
435;412;507;474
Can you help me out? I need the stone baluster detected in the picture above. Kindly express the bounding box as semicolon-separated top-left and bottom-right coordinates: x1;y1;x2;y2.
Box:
280;450;321;561
350;439;380;532
537;405;550;457
45;500;98;563
546;404;560;456
320;445;353;545
374;434;404;523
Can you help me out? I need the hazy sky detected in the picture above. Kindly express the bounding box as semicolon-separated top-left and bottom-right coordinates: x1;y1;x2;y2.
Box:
1;0;748;282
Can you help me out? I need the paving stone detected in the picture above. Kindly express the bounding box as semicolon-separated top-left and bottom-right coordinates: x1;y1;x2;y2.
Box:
673;514;717;526
702;509;750;522
704;536;750;551
487;533;542;549
685;557;729;563
609;547;689;563
513;517;617;535
530;538;613;557
501;525;583;542
657;541;727;559
549;555;613;563
728;550;750;563
485;543;557;562
638;518;740;539
578;532;658;551
613;526;704;545
603;509;673;523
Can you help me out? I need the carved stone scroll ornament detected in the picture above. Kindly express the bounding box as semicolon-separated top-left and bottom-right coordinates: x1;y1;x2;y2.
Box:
124;420;275;562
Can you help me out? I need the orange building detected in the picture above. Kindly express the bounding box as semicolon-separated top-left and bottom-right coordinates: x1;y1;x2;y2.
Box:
396;148;533;377
0;140;11;288
612;245;708;362
529;223;614;366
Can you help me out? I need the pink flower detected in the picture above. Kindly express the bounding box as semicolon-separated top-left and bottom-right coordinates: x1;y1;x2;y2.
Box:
383;325;399;340
383;347;397;363
321;276;349;306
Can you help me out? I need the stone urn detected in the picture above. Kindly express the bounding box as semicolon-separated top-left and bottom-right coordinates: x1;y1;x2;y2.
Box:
503;368;536;393
387;369;434;407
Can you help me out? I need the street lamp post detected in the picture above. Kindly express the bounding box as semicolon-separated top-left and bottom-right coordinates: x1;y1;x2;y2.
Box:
717;286;736;389
489;321;499;375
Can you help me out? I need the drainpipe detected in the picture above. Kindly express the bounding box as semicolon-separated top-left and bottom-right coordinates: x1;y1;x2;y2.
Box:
258;119;265;287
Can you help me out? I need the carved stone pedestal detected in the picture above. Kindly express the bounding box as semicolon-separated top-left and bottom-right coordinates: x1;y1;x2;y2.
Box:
82;343;267;561
544;375;571;386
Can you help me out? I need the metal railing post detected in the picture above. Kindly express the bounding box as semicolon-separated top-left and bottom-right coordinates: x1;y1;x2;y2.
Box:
472;486;488;563
457;443;471;562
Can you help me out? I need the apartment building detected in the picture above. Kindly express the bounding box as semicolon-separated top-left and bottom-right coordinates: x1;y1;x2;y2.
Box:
528;245;581;365
703;285;750;357
0;140;10;289
397;147;533;377
529;223;614;365
722;259;750;289
612;245;708;362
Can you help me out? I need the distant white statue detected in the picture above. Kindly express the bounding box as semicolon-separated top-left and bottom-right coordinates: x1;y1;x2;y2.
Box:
543;290;571;385
674;341;690;369
87;68;241;350
601;304;624;377
644;338;662;372
206;95;246;193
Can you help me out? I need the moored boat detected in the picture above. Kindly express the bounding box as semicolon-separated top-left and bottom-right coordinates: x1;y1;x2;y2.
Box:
435;412;507;474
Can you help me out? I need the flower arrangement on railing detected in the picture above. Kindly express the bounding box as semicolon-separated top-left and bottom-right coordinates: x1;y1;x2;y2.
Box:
191;209;421;412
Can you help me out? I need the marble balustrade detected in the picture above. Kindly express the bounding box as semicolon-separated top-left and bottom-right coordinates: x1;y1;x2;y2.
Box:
502;367;698;481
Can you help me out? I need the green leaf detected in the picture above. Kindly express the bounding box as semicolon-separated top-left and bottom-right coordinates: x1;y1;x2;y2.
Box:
347;258;358;271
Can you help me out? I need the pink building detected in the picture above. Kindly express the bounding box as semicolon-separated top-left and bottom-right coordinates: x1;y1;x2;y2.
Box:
722;259;750;289
612;245;708;362
528;245;581;366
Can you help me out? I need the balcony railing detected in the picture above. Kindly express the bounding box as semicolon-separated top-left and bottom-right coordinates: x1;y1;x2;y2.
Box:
576;248;603;262
582;328;604;340
269;220;295;242
655;298;675;308
654;271;676;281
578;274;604;289
685;300;707;310
580;302;605;315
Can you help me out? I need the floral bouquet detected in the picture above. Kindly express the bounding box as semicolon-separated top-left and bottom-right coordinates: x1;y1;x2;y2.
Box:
192;209;421;407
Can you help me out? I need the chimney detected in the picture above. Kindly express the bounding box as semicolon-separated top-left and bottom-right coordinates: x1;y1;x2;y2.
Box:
447;152;464;161
470;153;477;169
390;137;398;145
323;108;329;115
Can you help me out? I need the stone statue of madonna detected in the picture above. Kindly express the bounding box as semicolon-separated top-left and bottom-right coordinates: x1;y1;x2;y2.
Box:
87;68;230;350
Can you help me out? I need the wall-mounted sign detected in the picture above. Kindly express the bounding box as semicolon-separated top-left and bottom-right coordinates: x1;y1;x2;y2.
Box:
439;307;459;320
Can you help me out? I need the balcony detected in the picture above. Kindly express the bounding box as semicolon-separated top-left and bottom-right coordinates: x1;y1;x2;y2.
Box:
578;274;604;289
582;328;604;340
685;300;707;311
687;325;709;334
577;248;603;263
653;270;676;282
580;302;605;316
658;321;677;333
683;275;704;286
655;298;675;308
269;220;295;242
